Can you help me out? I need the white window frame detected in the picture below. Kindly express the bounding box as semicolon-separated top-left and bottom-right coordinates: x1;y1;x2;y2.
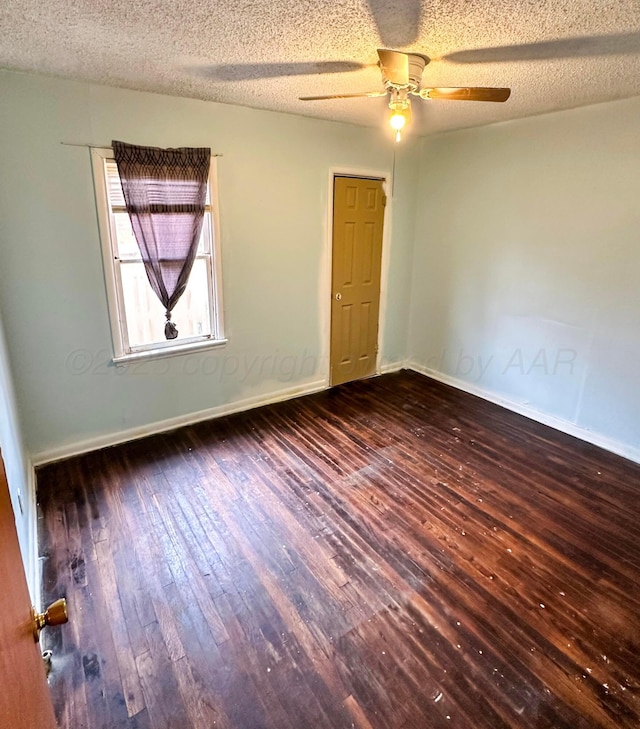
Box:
91;147;226;364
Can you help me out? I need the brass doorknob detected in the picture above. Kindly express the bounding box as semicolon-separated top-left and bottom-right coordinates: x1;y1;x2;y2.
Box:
32;598;68;641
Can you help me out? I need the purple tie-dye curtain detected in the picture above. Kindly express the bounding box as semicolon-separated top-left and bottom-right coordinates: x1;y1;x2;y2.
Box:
112;140;210;339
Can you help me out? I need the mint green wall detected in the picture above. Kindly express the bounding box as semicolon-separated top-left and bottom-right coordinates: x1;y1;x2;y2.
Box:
409;96;640;462
2;69;637;466
0;71;418;460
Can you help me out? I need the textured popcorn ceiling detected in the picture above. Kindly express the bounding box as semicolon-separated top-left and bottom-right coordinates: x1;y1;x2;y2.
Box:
2;0;640;136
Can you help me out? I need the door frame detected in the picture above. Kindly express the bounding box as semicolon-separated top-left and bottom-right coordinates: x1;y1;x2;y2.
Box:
322;166;392;387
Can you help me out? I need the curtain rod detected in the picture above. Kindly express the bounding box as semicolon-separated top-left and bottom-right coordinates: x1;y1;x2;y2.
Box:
61;142;222;156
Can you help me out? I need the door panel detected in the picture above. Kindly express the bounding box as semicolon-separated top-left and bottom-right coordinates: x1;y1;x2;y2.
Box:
0;451;57;729
330;176;385;386
343;224;355;284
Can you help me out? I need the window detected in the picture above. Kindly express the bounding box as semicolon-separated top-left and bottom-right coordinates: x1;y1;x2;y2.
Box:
92;148;225;362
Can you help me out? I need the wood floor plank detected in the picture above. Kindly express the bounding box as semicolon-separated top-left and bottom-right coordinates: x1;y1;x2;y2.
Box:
135;624;191;729
95;538;146;717
37;371;640;728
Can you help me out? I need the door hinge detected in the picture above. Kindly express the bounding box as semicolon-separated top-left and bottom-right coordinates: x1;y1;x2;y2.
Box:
382;193;387;207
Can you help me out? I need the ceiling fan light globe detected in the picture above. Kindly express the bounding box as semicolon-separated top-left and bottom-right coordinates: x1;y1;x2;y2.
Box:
389;112;406;131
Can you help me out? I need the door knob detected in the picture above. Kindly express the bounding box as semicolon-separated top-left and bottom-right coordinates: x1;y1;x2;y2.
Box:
32;598;68;641
335;292;342;301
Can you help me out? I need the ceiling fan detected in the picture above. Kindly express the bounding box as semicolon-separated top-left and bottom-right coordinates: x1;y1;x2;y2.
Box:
299;49;511;141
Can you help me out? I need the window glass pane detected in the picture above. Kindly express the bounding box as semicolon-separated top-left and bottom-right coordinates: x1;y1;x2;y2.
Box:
113;212;210;258
172;259;212;338
120;258;212;348
113;213;140;259
106;158;211;210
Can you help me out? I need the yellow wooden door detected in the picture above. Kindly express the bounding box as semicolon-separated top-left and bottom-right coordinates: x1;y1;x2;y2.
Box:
330;176;385;386
0;451;57;729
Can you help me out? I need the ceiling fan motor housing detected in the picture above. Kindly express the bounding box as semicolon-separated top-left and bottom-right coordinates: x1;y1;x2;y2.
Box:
407;53;430;87
380;51;430;90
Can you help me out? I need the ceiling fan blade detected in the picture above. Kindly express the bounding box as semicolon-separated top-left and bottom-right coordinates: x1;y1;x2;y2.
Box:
420;87;511;102
193;61;365;81
299;91;387;101
367;0;421;48
377;49;410;86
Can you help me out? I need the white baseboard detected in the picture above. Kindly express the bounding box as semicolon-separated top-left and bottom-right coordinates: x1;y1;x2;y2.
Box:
33;364;406;467
34;364;639;468
379;359;408;375
33;379;327;466
407;361;640;466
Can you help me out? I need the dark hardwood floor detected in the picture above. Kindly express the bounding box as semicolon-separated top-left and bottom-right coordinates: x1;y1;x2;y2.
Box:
37;370;640;728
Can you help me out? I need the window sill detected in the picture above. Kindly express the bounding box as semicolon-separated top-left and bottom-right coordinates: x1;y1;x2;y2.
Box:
113;337;228;367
